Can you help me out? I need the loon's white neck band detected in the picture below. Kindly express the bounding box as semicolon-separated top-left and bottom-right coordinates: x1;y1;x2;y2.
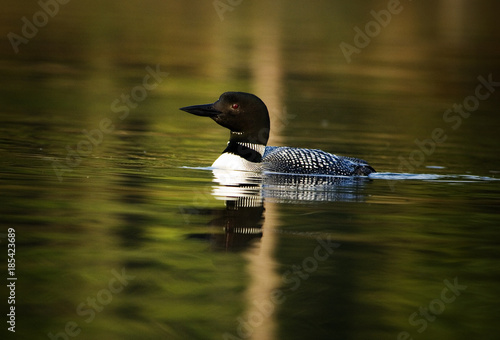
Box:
222;141;266;163
234;142;266;157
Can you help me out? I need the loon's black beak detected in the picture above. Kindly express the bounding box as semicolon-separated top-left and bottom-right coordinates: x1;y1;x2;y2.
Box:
180;103;222;117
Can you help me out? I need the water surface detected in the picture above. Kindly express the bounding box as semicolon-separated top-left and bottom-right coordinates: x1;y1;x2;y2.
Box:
1;1;500;339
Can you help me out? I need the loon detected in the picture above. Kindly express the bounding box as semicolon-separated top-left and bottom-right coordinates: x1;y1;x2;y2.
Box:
180;92;375;176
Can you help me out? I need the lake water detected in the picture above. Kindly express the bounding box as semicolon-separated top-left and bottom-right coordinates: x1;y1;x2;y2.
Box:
1;1;500;339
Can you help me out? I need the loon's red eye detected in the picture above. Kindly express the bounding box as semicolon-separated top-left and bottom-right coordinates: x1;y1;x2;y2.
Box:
232;103;239;109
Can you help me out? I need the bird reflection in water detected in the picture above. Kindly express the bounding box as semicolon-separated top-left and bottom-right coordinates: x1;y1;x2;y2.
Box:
185;169;371;251
185;170;264;251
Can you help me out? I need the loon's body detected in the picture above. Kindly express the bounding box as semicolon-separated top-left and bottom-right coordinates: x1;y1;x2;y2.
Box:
180;92;375;176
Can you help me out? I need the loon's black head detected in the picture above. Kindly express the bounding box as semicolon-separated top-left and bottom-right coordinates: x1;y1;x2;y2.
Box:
180;92;270;145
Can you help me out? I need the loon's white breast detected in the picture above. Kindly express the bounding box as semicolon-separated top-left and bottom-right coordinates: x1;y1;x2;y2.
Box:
211;152;263;172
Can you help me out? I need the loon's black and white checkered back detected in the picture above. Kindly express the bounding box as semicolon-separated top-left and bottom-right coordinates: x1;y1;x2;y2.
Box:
262;146;374;176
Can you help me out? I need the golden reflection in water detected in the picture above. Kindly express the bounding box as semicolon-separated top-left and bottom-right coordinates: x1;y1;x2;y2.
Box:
250;1;285;147
243;207;280;340
438;0;467;45
244;3;284;339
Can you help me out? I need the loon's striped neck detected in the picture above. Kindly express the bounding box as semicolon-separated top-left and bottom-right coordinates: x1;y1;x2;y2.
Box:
222;141;266;163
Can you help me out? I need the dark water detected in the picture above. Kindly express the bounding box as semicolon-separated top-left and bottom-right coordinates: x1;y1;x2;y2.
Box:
1;1;500;339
